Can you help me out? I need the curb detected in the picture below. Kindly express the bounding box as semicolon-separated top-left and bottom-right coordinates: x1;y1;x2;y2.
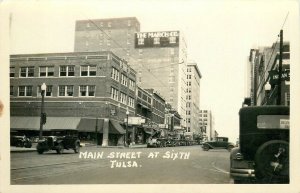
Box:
11;149;37;153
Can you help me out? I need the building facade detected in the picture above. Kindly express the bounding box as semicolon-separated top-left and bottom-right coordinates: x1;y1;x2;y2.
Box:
199;109;215;141
10;51;137;146
186;62;201;135
246;42;290;106
73;17;188;130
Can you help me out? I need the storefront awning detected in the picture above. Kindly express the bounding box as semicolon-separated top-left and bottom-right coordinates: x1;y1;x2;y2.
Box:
77;118;104;133
10;116;81;131
110;120;125;134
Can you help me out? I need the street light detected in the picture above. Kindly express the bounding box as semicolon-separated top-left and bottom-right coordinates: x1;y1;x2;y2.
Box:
264;81;271;105
125;108;129;147
39;83;46;139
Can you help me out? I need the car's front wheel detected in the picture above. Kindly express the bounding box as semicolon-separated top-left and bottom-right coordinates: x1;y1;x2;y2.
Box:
74;143;80;153
227;145;234;152
56;144;64;154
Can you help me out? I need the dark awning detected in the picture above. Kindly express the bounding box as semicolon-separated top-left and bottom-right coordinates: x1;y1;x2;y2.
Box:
143;127;153;135
10;116;81;131
110;120;125;134
77;118;104;133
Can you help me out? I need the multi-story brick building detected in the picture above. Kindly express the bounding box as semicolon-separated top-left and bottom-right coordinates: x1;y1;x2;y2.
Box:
246;42;290;106
186;62;201;135
73;17;188;130
10;51;137;146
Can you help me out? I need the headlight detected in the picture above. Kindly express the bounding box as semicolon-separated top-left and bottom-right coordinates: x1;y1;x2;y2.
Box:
235;152;244;160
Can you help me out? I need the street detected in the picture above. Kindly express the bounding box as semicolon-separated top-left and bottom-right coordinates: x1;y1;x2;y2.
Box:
11;145;232;184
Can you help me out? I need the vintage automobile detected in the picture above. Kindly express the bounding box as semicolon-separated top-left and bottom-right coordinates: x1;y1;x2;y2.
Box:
202;137;235;151
230;106;289;184
10;132;32;148
36;129;80;154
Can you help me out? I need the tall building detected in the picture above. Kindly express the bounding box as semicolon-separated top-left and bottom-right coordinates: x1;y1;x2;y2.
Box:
186;62;201;135
199;110;215;141
246;42;290;106
74;17;188;129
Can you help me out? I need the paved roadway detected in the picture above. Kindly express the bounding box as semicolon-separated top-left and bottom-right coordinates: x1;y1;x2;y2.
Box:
11;145;232;184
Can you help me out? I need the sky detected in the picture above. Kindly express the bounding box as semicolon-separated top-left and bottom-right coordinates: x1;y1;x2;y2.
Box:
5;0;298;142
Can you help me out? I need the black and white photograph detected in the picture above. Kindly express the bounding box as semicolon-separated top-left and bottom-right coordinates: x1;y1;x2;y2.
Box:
0;0;300;193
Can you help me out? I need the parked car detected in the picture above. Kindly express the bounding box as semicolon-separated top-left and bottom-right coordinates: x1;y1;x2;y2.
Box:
202;137;234;151
230;106;289;184
36;129;80;154
10;133;32;148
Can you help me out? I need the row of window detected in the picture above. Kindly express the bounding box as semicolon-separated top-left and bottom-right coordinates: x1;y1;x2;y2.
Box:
110;87;134;107
10;65;96;78
11;85;96;97
86;19;135;28
137;36;177;45
111;67;135;91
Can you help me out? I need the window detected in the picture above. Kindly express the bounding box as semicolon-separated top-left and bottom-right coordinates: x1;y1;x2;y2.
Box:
18;86;32;96
58;85;74;97
128;97;134;108
60;66;74;77
40;66;54;77
257;115;289;129
111;87;118;100
120;92;127;104
20;67;34;77
121;74;128;86
154;37;160;45
81;65;96;76
169;36;176;44
10;86;13;96
111;67;119;81
129;79;135;91
38;85;53;97
138;38;144;45
10;67;15;77
79;85;95;97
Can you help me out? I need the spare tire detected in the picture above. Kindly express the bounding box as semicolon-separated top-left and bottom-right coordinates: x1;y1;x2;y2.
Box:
254;140;289;183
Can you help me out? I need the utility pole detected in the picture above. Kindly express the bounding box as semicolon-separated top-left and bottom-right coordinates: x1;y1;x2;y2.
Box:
277;29;283;105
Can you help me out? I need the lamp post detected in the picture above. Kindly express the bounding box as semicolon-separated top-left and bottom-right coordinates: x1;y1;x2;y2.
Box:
125;108;129;147
264;82;271;105
39;83;46;139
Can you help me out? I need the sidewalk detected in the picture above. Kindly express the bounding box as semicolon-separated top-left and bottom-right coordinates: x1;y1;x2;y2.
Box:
81;142;147;148
11;146;37;153
11;143;148;153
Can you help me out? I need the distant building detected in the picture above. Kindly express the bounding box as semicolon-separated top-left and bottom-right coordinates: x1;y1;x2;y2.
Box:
10;51;136;146
186;62;202;135
199;110;215;141
246;42;290;106
73;17;188;130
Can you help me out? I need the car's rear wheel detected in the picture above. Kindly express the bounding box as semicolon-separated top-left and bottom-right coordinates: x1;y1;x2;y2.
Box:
203;144;209;151
255;140;289;183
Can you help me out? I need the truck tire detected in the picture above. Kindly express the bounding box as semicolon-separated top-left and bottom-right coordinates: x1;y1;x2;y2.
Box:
255;140;289;183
